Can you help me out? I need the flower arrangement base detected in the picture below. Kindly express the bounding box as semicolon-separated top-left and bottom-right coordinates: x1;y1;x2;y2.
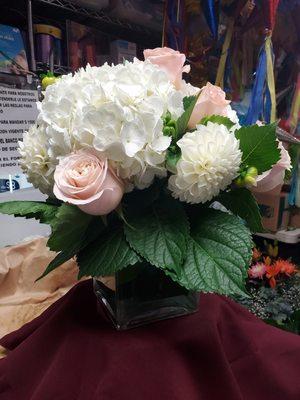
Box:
93;262;199;330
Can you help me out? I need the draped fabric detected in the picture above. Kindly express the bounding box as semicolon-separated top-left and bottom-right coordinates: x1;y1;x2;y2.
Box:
1;280;300;399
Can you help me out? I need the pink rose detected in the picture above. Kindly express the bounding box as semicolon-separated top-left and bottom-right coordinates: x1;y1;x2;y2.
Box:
188;82;230;129
143;47;190;89
53;150;124;216
252;142;291;194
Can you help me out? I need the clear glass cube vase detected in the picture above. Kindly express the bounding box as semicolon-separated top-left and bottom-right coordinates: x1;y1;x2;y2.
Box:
93;262;199;330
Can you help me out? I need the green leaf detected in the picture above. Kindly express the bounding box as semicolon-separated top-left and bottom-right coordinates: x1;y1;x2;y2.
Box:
0;201;58;225
123;179;163;216
166;148;181;173
199;115;234;129
36;250;76;281
38;212;106;280
47;204;93;252
174;209;252;296
77;227;140;278
217;188;264;233
124;196;189;276
176;94;199;138
235;123;280;174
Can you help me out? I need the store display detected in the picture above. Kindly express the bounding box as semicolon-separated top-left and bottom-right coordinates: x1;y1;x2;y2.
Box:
34;24;62;67
0;24;29;75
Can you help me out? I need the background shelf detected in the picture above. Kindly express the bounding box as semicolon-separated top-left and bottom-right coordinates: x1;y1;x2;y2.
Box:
2;0;161;48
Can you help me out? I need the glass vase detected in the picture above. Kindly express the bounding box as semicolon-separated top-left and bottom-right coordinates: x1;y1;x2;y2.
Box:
93;261;198;330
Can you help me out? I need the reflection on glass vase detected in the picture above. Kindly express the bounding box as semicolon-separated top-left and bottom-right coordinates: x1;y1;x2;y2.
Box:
93;261;199;330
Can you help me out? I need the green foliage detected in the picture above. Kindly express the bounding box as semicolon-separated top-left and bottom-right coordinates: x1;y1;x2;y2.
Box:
235;123;280;174
77;227;140;279
166;147;181;173
173;209;252;296
199;115;234;129
217;188;264;233
123;179;163;216
36;250;77;281
176;94;199;139
38;206;106;280
237;275;300;334
0;201;58;225
125;196;189;276
47;204;93;252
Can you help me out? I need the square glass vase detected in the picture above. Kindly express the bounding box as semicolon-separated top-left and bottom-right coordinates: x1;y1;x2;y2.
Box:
93;262;199;330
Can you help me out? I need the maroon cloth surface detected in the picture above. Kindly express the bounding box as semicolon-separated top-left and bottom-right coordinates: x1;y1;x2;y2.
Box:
1;280;300;400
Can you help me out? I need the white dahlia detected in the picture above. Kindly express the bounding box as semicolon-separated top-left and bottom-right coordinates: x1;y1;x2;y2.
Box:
21;59;184;193
168;122;242;203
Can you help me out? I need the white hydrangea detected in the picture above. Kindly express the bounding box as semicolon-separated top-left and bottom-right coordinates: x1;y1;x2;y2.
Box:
168;122;242;203
21;59;184;193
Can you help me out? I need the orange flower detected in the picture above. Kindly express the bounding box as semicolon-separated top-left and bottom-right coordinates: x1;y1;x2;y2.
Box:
264;256;272;266
266;263;281;288
252;248;262;261
273;259;297;276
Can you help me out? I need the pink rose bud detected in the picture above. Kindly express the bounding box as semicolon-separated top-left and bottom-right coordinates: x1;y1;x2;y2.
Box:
143;47;190;90
252;142;291;194
53;150;124;216
188;82;231;129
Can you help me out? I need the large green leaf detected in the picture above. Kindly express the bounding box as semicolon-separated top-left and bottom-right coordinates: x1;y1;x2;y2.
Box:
217;188;264;233
47;204;92;252
36;250;76;281
77;227;140;278
199;115;234;129
123;179;163;216
176;94;199;138
38;212;106;280
235;124;280;174
125;196;189;276
0;201;58;225
174;209;252;296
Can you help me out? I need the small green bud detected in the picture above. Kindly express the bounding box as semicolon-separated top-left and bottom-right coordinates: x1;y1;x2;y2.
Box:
163;126;175;136
246;166;258;178
167;120;176;129
235;177;244;187
244;175;256;186
164;111;171;123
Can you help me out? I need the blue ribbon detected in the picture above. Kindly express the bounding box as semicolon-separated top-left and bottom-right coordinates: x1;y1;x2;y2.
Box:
202;0;219;40
244;43;268;125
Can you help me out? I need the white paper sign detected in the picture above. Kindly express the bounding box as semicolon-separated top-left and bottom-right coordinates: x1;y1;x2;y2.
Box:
0;87;38;173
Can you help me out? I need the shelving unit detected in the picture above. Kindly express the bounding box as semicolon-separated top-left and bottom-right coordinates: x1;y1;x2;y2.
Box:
1;0;162;75
32;0;160;43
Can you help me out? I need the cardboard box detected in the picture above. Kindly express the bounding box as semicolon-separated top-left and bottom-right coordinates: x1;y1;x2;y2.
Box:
110;40;136;65
254;191;290;232
290;210;300;229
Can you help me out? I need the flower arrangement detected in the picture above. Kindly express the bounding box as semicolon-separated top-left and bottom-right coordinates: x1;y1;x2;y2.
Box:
0;48;291;298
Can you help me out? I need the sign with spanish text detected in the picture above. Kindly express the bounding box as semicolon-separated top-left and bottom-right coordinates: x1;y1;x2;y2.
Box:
0;87;38;174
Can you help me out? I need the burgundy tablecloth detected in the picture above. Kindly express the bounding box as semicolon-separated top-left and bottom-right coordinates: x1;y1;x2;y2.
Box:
1;280;300;400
